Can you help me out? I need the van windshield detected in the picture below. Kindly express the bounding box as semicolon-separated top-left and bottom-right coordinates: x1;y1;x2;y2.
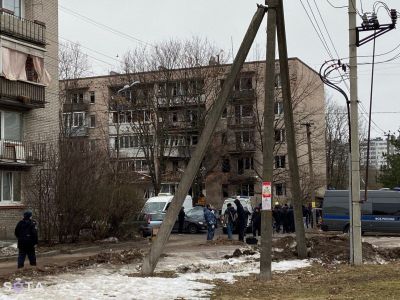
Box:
143;202;166;213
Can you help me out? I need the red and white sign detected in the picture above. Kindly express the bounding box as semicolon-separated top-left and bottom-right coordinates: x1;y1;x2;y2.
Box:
262;181;272;211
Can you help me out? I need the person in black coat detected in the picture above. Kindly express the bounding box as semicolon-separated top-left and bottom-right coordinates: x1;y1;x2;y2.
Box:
251;207;261;237
178;207;185;234
14;211;38;268
234;198;246;242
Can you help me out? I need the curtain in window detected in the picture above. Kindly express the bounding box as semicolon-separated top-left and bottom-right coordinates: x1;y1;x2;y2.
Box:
32;56;51;86
1;47;27;81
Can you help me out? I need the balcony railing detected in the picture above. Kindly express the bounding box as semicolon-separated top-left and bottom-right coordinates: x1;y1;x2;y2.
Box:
0;140;46;165
157;94;206;107
0;77;45;109
228;142;256;153
232;89;255;100
63;100;90;112
228;116;255;128
0;10;46;46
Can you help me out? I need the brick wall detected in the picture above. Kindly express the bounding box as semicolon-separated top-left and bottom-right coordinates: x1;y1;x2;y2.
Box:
0;207;24;239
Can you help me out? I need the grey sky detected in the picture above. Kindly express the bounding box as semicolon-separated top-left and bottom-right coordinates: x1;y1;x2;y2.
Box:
59;0;400;137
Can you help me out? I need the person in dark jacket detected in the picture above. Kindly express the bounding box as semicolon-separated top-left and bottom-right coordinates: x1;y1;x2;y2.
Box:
204;204;217;241
234;198;246;242
223;203;237;240
251;207;261;237
178;207;185;234
14;211;38;268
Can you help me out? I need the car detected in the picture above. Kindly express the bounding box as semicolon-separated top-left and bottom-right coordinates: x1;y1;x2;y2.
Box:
173;206;207;234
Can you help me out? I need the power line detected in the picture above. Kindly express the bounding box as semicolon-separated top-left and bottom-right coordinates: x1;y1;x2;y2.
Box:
59;5;154;48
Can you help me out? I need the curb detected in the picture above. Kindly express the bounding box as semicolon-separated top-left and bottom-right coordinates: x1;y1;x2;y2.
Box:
0;240;143;263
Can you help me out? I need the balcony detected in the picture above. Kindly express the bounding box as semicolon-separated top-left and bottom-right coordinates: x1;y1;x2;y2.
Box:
228;142;256;153
232;89;255;100
63;126;89;138
0;140;46;167
0;77;45;109
228;117;255;128
63;101;90;113
0;10;46;46
157;94;206;108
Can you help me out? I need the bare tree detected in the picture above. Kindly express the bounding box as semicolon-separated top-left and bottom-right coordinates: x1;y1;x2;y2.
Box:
108;37;226;196
59;41;91;80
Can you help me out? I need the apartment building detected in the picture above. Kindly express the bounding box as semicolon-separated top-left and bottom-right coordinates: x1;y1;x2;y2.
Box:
61;58;326;208
0;0;59;238
360;137;396;169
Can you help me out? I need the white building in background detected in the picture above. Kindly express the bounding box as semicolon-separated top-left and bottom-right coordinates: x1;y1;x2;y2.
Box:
360;137;396;169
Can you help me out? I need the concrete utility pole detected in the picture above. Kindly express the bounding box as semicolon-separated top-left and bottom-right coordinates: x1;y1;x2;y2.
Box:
349;0;362;265
276;0;307;258
260;0;277;281
302;122;316;228
141;5;267;275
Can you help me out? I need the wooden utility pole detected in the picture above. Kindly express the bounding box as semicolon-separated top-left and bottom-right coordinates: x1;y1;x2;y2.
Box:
302;122;316;228
141;5;267;275
260;0;277;281
349;0;362;265
276;0;307;258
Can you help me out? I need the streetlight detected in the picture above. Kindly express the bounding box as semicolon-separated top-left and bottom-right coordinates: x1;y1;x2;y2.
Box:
117;81;140;94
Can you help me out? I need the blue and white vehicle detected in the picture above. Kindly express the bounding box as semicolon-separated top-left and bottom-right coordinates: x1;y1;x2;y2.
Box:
321;190;400;234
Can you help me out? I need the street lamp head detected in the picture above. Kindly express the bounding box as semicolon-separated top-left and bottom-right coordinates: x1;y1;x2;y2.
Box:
117;81;140;94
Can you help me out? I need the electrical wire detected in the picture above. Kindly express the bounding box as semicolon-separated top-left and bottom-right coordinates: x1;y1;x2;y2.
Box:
59;5;154;48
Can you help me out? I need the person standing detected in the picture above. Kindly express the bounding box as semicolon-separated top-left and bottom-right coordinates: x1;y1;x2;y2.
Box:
14;211;38;269
204;204;217;241
234;198;246;242
178;207;185;234
251;207;261;237
223;203;237;240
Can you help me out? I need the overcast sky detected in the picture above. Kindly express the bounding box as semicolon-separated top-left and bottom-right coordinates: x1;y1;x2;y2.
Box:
59;0;400;137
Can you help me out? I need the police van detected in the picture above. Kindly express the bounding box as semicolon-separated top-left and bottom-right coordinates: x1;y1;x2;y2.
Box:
321;190;400;234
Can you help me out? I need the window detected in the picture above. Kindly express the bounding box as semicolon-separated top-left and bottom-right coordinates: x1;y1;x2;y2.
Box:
275;74;281;88
275;155;286;169
90;91;95;104
112;112;118;124
222;158;230;173
2;0;21;17
2;111;22;140
235;105;253;118
274;102;284;115
275;183;286;196
240;76;253;90
237;184;254;197
89;115;96;128
237;157;254;174
72;112;85;127
135;160;148;172
275;129;285;142
118;136;139;149
172;112;178;123
25;56;38;82
236;131;254;144
0;171;20;202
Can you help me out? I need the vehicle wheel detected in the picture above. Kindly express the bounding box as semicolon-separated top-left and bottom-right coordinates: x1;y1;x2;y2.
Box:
343;224;350;234
187;224;198;234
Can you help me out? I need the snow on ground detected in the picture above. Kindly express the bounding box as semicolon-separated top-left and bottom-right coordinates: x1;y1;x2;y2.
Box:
0;248;311;300
0;243;17;257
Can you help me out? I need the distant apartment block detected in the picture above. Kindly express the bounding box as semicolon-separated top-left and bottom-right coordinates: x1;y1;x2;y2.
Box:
0;0;59;238
60;58;326;208
360;137;396;169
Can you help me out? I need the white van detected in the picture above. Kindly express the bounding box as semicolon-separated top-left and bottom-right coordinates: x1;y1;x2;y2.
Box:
142;193;193;214
221;196;253;233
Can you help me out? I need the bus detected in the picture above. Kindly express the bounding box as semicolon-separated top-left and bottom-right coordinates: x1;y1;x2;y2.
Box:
321;190;400;234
